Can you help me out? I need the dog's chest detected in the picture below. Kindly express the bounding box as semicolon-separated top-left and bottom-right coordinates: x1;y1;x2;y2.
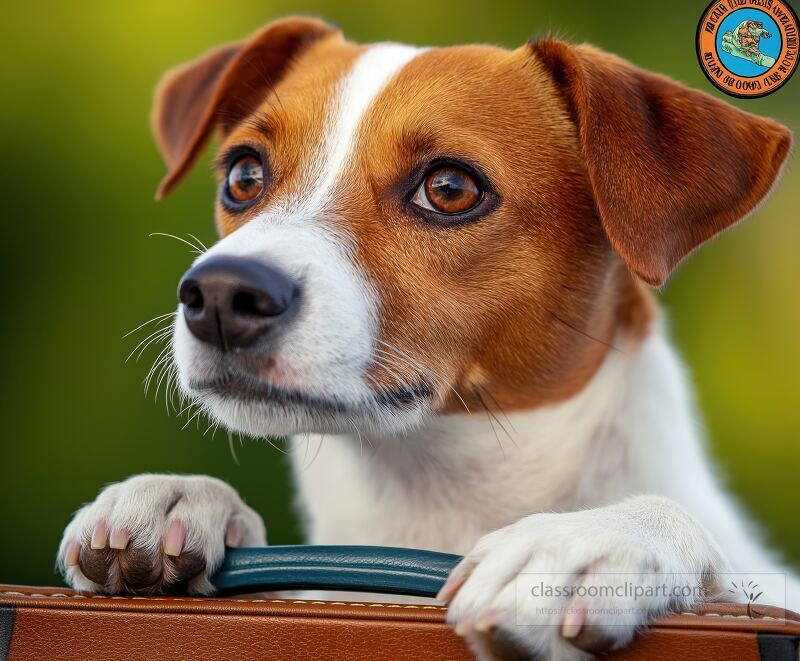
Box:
289;416;626;554
290;437;546;554
287;337;670;554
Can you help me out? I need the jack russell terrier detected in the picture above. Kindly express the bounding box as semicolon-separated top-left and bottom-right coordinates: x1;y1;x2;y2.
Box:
58;17;796;660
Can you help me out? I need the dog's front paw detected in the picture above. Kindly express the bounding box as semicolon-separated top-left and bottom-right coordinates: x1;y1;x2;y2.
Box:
440;496;726;661
57;474;266;595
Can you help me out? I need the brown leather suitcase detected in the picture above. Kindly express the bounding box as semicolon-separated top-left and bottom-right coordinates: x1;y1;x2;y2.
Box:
2;587;800;660
3;545;799;660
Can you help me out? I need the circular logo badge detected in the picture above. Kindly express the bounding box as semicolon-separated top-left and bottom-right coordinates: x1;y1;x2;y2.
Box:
697;0;799;98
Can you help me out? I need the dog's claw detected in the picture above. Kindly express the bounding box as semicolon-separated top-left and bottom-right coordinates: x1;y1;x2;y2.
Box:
109;528;130;550
561;602;586;639
90;521;108;550
63;540;80;566
436;565;468;602
225;516;245;548
163;520;186;557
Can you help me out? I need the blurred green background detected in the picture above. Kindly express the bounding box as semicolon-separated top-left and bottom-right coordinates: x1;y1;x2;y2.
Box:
0;0;798;586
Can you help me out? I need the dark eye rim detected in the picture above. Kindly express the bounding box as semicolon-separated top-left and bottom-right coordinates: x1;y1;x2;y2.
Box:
218;145;269;213
404;157;498;227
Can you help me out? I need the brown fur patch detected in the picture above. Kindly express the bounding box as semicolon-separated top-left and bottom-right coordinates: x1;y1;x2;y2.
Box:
324;45;636;412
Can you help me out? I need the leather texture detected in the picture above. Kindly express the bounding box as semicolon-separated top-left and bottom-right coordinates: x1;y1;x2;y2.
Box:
2;585;800;661
212;545;461;597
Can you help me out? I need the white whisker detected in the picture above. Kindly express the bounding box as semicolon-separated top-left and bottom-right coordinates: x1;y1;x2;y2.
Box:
149;232;205;254
122;311;176;339
143;344;173;394
186;233;209;252
374;339;470;414
226;430;240;464
127;326;172;364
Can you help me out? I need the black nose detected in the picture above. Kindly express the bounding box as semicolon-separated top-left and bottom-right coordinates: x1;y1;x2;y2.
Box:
178;256;299;350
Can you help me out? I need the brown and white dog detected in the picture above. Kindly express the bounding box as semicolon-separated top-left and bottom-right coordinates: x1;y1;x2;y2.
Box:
58;17;796;660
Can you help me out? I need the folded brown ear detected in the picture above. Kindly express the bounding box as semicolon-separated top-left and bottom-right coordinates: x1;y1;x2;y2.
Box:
151;16;338;200
530;39;792;286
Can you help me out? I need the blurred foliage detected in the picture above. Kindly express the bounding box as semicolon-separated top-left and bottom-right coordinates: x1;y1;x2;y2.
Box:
0;0;797;586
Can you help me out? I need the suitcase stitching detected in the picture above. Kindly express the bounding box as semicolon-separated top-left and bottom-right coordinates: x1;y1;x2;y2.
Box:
2;591;794;619
0;590;447;610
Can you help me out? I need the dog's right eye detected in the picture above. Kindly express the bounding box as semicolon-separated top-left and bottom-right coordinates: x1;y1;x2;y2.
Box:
225;154;264;205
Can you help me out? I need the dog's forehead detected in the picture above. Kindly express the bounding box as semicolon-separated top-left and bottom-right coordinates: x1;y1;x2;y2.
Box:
216;38;568;235
274;38;532;101
353;44;569;179
220;38;558;161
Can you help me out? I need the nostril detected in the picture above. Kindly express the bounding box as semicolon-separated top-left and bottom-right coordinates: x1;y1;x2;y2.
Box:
181;283;204;310
232;291;257;316
232;290;282;317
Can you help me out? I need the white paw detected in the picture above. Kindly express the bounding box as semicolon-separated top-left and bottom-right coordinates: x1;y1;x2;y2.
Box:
439;496;727;661
57;474;266;595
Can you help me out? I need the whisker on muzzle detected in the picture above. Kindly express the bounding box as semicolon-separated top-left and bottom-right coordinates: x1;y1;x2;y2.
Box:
149;232;208;255
122;311;176;339
373;339;470;414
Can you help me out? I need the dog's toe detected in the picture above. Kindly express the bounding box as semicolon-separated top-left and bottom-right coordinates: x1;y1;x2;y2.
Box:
77;546;113;586
73;522;205;594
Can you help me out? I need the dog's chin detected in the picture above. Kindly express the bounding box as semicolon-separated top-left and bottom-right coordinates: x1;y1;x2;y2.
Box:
184;372;432;437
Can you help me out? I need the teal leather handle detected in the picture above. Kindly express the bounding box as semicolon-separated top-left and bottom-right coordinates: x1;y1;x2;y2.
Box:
211;545;462;598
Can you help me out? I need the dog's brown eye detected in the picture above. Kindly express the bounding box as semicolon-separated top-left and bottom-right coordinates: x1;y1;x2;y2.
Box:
226;155;264;203
412;166;482;215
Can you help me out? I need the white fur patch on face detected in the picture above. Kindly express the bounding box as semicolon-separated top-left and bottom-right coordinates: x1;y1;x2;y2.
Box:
173;43;426;437
277;43;423;218
301;44;421;215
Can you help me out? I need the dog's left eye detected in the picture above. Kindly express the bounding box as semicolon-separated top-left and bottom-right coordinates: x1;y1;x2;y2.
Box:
411;166;483;216
225;154;264;204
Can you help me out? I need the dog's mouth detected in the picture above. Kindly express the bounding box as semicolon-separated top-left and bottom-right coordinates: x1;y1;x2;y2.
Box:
189;369;432;414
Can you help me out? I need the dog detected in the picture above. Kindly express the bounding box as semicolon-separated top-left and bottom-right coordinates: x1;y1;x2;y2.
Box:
57;16;796;660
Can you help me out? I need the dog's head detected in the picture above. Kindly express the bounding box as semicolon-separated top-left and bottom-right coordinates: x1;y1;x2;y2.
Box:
154;17;791;437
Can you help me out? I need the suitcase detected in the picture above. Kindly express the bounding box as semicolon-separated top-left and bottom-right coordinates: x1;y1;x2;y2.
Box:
2;546;799;660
